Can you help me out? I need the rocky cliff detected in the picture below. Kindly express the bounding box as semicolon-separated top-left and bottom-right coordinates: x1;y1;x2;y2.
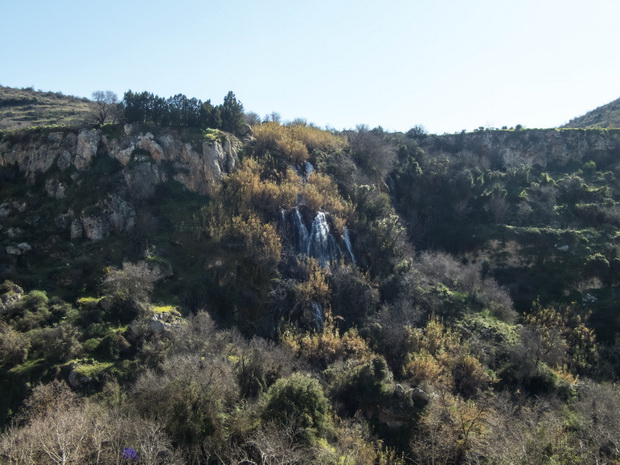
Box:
0;125;240;243
420;128;620;168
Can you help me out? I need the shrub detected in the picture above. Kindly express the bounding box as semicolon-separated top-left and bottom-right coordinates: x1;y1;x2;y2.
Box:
102;261;162;307
261;373;332;441
236;336;295;399
410;393;488;465
404;350;445;387
416;251;515;322
282;323;372;369
130;353;239;447
29;324;83;363
253;122;346;164
230;214;282;274
9;290;53;331
0;325;30;367
326;357;393;416
302;171;350;222
329;265;379;328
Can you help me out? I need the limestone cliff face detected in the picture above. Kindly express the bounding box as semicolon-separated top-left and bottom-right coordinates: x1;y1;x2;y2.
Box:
0;125;240;242
421;129;620;168
0;124;240;194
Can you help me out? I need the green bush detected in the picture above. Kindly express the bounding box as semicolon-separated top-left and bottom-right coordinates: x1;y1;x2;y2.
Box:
326;357;393;416
29;324;83;363
261;373;332;441
0;326;30;367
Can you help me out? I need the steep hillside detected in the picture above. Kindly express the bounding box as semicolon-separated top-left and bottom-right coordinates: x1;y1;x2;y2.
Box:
0;86;95;129
563;96;620;128
1;121;620;464
393;127;620;333
0;124;241;300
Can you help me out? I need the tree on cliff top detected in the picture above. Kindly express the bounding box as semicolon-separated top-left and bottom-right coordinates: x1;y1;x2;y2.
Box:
92;90;120;125
220;91;245;135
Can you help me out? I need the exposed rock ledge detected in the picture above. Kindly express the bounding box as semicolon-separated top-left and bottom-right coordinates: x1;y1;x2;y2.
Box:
0;125;240;242
420;128;620;169
0;125;240;195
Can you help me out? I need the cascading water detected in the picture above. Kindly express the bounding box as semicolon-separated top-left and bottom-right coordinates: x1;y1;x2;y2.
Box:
294;208;310;254
307;211;341;267
280;208;287;226
310;301;323;330
343;229;356;265
283;209;353;268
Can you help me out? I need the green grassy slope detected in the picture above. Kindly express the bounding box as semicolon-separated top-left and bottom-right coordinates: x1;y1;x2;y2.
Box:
0;85;95;129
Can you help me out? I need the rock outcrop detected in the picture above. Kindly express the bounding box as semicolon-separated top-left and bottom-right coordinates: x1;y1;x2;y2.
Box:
74;129;100;170
0;125;241;240
421;128;620;169
0;126;240;194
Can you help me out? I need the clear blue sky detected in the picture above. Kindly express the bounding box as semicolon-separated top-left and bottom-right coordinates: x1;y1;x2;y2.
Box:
2;0;618;134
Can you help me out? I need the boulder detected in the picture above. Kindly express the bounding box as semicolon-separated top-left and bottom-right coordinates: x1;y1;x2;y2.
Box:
45;178;66;199
81;215;108;240
5;246;21;255
68;365;91;390
47;132;64;144
149;319;168;333
114;144;134;166
6;227;23;238
170;137;239;195
0;204;10;218
17;242;31;252
137;133;165;160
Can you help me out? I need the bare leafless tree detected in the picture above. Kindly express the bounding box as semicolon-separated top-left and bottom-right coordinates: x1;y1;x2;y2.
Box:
244;416;310;465
92;90;120;125
102;261;162;306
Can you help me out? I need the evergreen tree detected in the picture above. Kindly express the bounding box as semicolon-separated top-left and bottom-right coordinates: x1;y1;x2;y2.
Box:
220;91;245;135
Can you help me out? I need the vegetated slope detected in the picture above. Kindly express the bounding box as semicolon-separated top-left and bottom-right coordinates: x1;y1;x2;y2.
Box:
1;117;620;464
0;85;94;129
563;96;620;128
394;128;620;326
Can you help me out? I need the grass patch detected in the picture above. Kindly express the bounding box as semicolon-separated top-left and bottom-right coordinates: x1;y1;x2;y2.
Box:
77;296;104;306
0;85;94;130
71;359;116;378
152;305;181;316
203;128;225;143
8;358;45;376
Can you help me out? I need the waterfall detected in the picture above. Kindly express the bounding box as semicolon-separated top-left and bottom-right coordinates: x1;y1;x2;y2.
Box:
305;161;314;178
294;208;310;253
308;211;336;267
310;301;323;331
285;209;352;268
343;229;356;265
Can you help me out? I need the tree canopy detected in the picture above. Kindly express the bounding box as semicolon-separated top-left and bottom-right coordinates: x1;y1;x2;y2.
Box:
122;90;246;135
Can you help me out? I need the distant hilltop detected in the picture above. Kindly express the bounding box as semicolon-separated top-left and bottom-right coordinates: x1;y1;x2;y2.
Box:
0;85;94;130
563;96;620;129
2;84;620;133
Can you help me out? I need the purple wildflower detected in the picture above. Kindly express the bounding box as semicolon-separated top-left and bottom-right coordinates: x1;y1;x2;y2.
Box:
123;447;139;460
